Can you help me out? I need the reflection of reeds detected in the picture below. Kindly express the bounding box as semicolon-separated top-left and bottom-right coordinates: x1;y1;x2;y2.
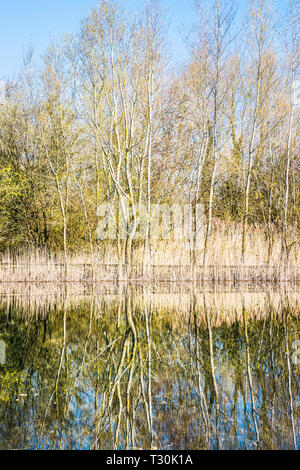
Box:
0;284;299;328
0;285;299;450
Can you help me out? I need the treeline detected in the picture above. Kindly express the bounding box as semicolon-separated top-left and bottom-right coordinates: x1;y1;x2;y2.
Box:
0;0;299;268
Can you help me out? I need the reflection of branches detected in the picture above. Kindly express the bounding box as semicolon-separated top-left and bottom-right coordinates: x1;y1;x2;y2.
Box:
92;330;130;450
204;293;220;448
241;293;260;448
283;300;297;450
39;298;68;448
73;296;94;391
2;289;299;450
93;292;140;450
140;289;155;448
190;292;209;447
125;292;137;449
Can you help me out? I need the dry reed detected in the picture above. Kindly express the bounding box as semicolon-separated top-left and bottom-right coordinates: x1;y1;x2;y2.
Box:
0;222;299;282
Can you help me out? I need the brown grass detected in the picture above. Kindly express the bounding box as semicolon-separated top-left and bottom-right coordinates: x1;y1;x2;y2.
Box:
0;222;299;282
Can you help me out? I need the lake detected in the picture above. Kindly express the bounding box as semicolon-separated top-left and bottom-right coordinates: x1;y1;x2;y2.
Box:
0;284;299;450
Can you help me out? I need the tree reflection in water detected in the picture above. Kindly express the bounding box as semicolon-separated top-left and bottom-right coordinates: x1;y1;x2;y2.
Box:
0;286;299;450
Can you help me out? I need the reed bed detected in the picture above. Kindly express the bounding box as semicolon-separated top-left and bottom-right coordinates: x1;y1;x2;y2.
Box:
0;223;299;282
0;255;299;283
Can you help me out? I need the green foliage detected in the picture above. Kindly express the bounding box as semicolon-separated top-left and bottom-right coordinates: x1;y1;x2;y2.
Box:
0;166;27;202
0;370;24;403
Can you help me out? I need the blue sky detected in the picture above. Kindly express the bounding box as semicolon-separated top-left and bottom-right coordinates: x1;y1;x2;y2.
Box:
0;0;287;79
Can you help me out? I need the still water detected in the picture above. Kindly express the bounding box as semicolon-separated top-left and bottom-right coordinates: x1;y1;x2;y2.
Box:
0;285;299;450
